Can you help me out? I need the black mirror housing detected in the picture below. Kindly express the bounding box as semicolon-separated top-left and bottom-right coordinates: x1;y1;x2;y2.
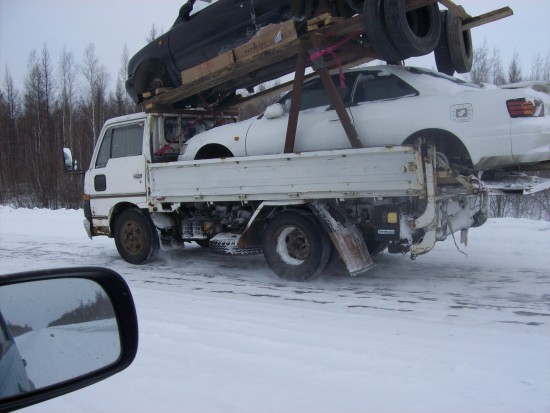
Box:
0;267;138;413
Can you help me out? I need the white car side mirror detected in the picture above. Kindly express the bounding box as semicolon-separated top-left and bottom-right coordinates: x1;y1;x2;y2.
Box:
264;103;284;119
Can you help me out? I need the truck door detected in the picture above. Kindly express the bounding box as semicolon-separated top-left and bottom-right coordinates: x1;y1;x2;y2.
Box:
87;121;147;221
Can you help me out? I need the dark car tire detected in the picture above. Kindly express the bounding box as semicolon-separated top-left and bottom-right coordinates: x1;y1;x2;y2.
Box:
262;211;331;281
434;11;455;76
134;60;173;100
364;0;409;62
114;209;159;265
446;6;473;73
384;0;441;57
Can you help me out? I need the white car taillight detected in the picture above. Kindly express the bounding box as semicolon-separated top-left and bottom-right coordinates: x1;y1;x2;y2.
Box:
506;98;545;118
179;144;188;155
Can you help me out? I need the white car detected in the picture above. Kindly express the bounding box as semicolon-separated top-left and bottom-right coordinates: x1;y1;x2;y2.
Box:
179;65;550;172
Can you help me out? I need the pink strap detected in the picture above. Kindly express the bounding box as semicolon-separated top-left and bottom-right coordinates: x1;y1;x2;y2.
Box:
309;32;362;89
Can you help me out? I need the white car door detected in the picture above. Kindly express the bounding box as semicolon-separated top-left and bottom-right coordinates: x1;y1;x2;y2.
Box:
245;74;357;155
87;121;147;221
349;71;421;147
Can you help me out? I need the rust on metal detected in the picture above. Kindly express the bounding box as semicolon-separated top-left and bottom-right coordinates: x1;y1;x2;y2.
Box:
284;40;308;154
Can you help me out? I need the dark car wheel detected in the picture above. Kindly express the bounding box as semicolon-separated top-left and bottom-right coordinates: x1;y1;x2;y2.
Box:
262;211;331;281
134;60;174;100
384;0;441;57
114;209;159;264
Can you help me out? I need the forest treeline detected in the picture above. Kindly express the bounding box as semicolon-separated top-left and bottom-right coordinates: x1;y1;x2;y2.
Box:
0;43;136;208
0;42;549;219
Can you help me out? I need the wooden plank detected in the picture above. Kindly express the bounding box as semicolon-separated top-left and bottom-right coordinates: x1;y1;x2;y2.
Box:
405;0;438;12
307;13;344;31
142;0;509;110
462;7;513;30
438;0;470;18
181;51;235;85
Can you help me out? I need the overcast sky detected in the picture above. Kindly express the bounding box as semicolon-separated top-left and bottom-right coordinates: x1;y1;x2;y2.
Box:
1;0;549;92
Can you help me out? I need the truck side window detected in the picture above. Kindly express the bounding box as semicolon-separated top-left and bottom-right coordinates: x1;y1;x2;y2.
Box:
111;124;143;158
95;133;112;168
95;123;144;168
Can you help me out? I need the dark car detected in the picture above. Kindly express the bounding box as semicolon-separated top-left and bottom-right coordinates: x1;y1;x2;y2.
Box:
125;0;359;106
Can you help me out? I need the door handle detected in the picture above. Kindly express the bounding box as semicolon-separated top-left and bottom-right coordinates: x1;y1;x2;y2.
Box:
133;173;142;179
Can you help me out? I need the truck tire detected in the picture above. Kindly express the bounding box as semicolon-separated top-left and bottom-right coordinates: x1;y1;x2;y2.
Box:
262;211;331;281
446;6;473;73
114;209;159;265
384;0;440;57
363;0;409;62
434;11;455;76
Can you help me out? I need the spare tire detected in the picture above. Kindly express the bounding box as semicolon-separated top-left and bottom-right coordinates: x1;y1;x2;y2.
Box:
384;0;441;57
434;10;455;76
364;0;409;62
446;6;473;73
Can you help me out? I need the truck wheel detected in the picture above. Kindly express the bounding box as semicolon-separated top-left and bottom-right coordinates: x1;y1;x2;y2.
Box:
434;11;455;76
446;6;473;73
262;211;331;281
114;209;159;265
363;0;409;62
384;0;441;57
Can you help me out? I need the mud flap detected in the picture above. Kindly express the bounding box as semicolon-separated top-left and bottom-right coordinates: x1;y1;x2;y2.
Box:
309;202;375;276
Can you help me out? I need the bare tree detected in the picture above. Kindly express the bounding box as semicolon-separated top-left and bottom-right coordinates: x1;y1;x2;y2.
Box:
490;47;506;86
81;43;110;144
467;40;491;84
58;48;77;147
146;24;159;43
0;67;21;204
529;53;550;81
508;51;523;84
115;44;136;115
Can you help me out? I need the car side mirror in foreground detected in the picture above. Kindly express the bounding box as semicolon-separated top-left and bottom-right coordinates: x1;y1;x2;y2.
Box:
0;267;138;413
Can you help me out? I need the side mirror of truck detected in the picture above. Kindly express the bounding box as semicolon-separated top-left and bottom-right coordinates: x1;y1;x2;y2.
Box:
264;103;285;119
0;267;138;412
62;148;79;173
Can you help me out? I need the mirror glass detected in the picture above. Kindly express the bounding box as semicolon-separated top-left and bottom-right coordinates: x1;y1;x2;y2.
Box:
0;278;120;398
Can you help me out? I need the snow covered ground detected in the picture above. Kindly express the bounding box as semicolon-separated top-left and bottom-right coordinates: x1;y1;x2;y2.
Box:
1;206;549;413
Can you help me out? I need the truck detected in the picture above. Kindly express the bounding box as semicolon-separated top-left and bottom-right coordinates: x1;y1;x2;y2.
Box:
64;108;545;281
63;1;547;281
